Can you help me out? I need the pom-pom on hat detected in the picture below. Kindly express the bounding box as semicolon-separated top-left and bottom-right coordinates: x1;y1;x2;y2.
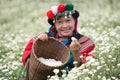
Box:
58;4;66;12
46;10;54;19
66;3;74;10
46;3;79;25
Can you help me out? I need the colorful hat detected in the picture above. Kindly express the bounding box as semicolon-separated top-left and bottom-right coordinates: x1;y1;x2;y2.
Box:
46;3;79;25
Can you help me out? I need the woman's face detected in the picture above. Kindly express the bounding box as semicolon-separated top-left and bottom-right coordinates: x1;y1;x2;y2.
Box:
55;16;75;38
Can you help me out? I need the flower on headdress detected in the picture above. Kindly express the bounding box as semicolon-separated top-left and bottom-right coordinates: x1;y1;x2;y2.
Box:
46;10;54;19
66;3;74;10
51;6;58;15
46;3;74;19
58;4;66;12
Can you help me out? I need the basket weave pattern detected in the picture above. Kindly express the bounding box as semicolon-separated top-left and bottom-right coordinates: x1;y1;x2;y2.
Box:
28;38;70;80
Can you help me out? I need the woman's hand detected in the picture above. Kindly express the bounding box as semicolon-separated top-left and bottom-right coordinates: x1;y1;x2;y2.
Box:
70;37;80;51
37;33;48;41
70;37;81;66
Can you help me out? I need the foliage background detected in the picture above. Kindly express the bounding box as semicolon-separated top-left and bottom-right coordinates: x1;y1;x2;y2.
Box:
0;0;120;80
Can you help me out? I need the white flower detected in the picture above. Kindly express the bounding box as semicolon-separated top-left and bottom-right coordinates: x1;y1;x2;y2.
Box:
117;63;120;67
88;71;93;74
85;77;91;80
97;75;101;79
77;72;81;76
86;56;93;61
79;64;85;69
67;73;75;79
101;60;105;64
92;69;97;73
111;76;116;79
97;66;102;70
86;61;91;67
106;68;110;71
2;69;9;73
83;69;89;73
108;55;112;58
53;69;59;74
91;62;99;66
73;61;78;67
102;76;106;80
110;31;116;36
88;58;95;63
113;58;116;61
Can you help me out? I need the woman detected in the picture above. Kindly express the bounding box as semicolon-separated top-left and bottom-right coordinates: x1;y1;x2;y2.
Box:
22;3;95;69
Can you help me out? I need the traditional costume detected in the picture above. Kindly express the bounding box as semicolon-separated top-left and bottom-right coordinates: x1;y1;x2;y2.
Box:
22;3;95;69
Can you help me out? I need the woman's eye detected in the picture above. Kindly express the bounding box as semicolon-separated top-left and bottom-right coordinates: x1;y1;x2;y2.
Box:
58;21;62;23
66;19;71;22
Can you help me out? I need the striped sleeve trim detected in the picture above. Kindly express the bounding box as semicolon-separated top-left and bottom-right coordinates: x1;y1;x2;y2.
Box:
79;36;95;54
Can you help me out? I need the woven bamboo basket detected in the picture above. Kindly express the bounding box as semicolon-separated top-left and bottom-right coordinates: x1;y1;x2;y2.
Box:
28;37;70;80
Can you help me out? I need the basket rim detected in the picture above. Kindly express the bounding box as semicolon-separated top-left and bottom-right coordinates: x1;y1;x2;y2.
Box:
32;37;70;68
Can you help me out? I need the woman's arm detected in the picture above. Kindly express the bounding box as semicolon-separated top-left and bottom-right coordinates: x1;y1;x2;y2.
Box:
79;36;95;64
22;38;34;66
70;38;81;67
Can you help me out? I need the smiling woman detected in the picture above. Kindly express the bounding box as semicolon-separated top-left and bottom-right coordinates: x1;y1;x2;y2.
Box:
21;3;95;79
0;0;120;79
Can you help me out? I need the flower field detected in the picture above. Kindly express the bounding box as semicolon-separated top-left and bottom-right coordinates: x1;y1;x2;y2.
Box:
0;0;120;80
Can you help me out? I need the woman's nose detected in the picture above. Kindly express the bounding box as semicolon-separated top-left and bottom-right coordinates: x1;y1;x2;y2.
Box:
63;22;67;28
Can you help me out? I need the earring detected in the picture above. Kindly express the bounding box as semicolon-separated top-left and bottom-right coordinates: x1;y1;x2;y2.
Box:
53;19;55;23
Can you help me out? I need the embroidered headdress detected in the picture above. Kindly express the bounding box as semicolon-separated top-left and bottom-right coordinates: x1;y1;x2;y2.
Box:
46;3;79;25
46;3;79;33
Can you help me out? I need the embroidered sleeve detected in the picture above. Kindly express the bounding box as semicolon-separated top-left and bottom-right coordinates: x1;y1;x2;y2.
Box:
79;36;95;63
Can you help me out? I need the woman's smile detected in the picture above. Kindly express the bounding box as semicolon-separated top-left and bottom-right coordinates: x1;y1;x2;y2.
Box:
61;28;71;33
